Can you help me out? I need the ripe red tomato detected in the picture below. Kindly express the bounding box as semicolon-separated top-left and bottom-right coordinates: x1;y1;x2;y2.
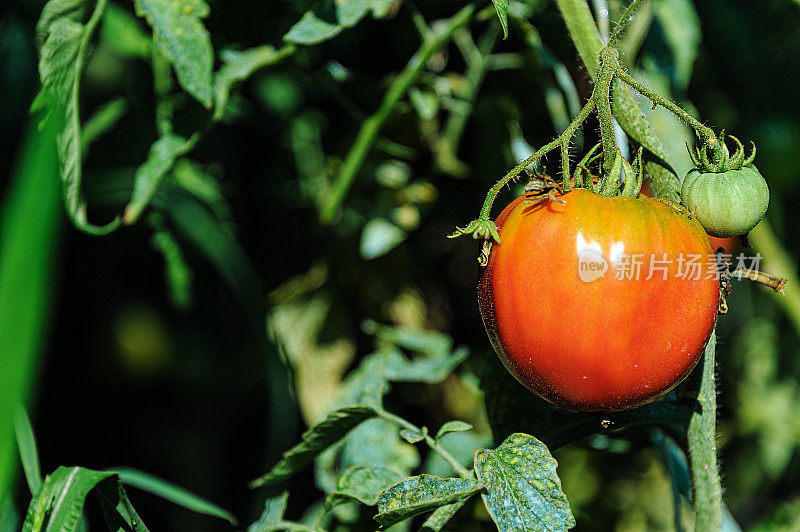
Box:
478;189;719;411
641;182;738;255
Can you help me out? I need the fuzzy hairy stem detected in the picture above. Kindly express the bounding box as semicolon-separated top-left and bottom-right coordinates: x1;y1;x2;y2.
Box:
477;99;595;221
687;333;722;531
595;49;620;171
319;4;474;223
608;0;647;46
614;66;716;144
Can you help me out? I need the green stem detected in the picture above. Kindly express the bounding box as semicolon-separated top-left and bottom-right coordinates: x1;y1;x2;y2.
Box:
435;26;498;176
379;410;472;479
477;98;595;221
608;0;647;46
687;333;722;531
152;47;174;137
595;49;619;172
614;66;715;144
319;4;475;223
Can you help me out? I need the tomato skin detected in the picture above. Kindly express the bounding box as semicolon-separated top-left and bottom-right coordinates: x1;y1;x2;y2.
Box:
641;182;738;256
479;189;719;411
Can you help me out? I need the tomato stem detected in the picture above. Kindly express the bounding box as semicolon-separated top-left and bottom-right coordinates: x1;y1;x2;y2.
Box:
687;334;723;531
608;0;647;46
613;66;717;146
378;408;473;479
730;268;788;293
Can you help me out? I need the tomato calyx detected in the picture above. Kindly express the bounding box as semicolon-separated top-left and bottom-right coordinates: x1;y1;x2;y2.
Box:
687;131;756;173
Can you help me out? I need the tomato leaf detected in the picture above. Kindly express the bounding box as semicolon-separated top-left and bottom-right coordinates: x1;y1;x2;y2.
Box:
132;0;214;107
474;433;575;531
35;0;87;48
214;45;293;121
250;406;379;488
22;466;147;532
363;321;455;358
399;428;427;444
284;0;396;46
123;134;194;224
374;475;485;528
328;465;403;506
435;421;473;442
491;0;509;39
249;491;289;531
101;2;152;59
36;3;121;235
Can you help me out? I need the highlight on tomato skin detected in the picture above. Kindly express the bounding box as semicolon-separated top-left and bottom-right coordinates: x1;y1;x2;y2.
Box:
478;190;720;412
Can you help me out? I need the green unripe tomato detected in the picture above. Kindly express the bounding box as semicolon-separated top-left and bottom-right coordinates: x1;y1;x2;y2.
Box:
681;164;769;237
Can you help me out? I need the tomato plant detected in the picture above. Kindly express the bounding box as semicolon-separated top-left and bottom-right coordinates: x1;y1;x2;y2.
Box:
478;190;719;411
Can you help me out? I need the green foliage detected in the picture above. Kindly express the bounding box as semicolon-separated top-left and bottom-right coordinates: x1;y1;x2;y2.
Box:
0;111;62;507
124;134;194;224
215;46;294;121
474;433;576;531
374;475;485;528
250;407;379;488
435;421;474;442
101;2;151;59
35;0;121;234
132;0;213;107
491;0;510;39
13;407;42;497
284;0;396;45
23;466;147;532
112;468;237;525
14;0;800;528
329;465;402;506
249;492;289;532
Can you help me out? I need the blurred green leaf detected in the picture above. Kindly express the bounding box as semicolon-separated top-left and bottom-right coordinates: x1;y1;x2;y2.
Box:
112;467;237;525
124;134;193;224
14;406;41;496
653;0;700;89
329;465;403;506
0;111;62;508
409;87;440;120
251;406;379;487
375;475;485;528
81;97;128;153
474;433;575;531
435;421;473;442
365;321;454;358
23;467;147;532
101;2;151;59
249;492;288;532
285;11;342;45
284;0;396;46
132;0;214;106
380;347;469;384
360;218;407;259
214;45;294;121
491;0;509;39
